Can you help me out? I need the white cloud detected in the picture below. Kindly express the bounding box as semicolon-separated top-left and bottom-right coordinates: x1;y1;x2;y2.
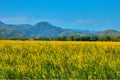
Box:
77;19;94;24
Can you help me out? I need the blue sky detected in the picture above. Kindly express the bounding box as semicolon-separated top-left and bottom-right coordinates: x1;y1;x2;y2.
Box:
0;0;120;31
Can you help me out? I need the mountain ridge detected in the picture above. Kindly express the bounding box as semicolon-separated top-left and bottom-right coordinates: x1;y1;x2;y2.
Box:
0;21;84;38
0;21;120;39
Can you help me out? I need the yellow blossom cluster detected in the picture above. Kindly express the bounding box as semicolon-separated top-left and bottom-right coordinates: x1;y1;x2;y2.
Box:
0;40;119;79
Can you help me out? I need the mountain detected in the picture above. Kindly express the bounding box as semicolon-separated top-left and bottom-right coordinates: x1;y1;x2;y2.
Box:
0;21;85;38
32;22;64;37
0;27;27;39
94;29;120;37
70;29;94;33
69;29;94;36
0;21;120;39
0;21;5;25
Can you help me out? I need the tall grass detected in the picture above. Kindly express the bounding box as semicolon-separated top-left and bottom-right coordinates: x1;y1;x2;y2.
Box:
0;40;120;79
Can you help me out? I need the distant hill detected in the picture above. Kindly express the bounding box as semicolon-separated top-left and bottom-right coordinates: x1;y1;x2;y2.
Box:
70;29;94;34
0;27;27;39
0;21;5;25
0;21;120;39
94;30;120;37
0;21;85;38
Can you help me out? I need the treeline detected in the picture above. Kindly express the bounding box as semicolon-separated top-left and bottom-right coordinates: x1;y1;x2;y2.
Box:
52;35;120;41
1;35;120;41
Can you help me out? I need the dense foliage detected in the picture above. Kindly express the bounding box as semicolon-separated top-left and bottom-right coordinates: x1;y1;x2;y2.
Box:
52;35;120;41
1;35;119;41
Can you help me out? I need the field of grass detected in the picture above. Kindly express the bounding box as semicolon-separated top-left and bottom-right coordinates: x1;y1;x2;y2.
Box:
0;40;120;79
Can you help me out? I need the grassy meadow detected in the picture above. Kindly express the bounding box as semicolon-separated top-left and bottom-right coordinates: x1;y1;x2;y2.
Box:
0;40;120;79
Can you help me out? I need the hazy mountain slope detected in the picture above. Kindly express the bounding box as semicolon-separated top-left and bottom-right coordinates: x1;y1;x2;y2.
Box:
0;21;84;37
0;27;27;39
0;21;119;39
94;30;120;37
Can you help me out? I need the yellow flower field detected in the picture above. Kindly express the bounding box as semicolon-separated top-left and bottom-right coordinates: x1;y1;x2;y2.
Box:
0;40;120;79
